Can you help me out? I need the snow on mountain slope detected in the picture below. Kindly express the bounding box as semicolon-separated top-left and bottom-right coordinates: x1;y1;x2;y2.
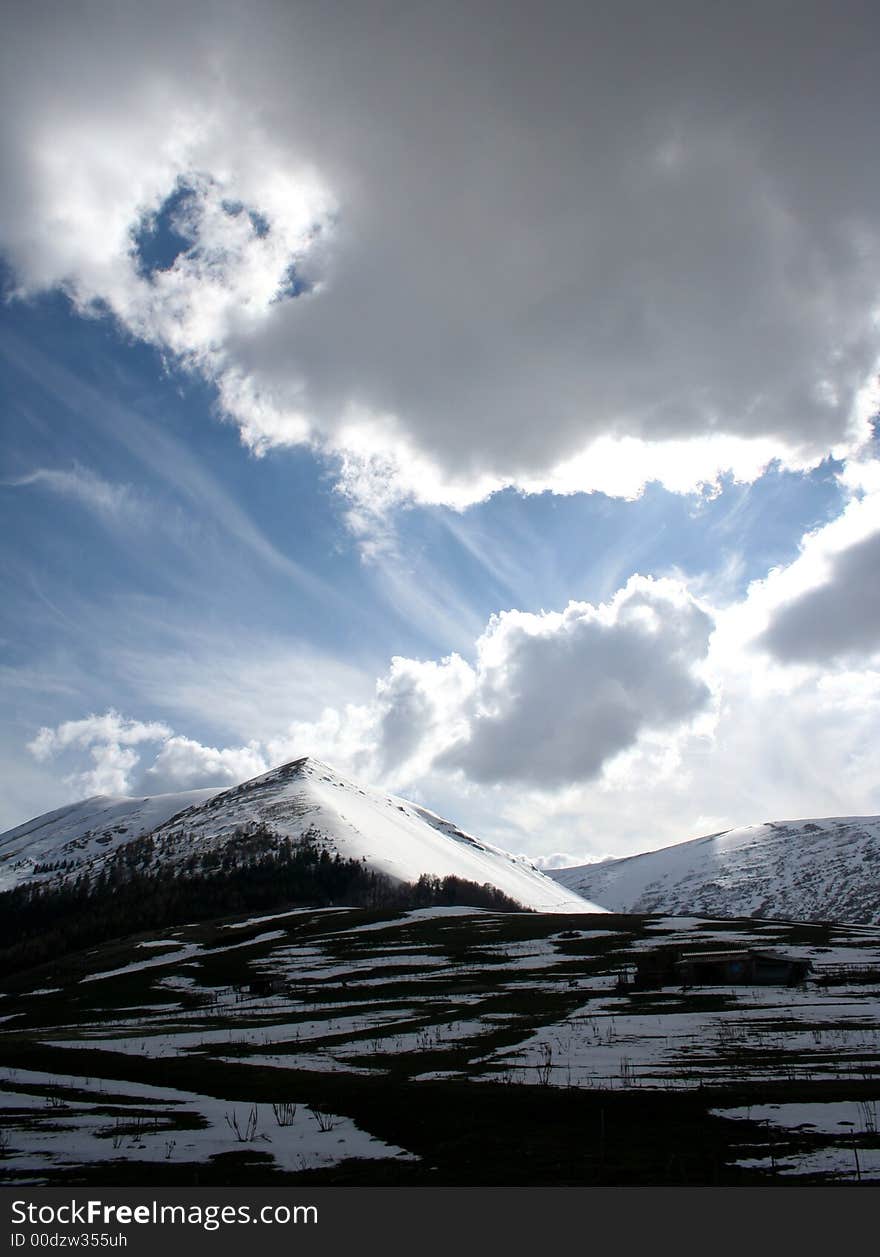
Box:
0;789;222;892
143;757;600;913
1;758;601;914
550;816;880;924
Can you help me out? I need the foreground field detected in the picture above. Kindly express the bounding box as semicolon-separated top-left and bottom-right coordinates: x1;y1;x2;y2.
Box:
2;906;880;1184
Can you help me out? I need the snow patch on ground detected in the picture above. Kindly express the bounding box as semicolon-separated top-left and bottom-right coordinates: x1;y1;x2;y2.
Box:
0;1067;416;1180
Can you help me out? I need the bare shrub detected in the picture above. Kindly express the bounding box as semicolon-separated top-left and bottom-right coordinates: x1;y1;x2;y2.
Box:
537;1043;553;1086
272;1102;297;1127
225;1105;260;1142
309;1107;337;1133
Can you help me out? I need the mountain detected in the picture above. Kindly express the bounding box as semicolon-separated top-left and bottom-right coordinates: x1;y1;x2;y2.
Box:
0;756;600;913
0;788;222;892
550;815;880;924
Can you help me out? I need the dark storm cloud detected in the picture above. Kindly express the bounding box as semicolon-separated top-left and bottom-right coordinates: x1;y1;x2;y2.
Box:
2;1;879;496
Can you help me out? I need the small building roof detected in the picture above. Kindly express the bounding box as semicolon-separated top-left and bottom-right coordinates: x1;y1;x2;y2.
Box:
677;948;799;962
677;950;752;963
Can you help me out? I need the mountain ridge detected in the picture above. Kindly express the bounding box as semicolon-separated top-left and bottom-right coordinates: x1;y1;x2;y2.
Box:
550;814;880;924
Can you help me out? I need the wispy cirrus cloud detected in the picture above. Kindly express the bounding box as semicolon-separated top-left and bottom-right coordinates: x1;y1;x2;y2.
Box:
4;465;142;520
0;328;345;609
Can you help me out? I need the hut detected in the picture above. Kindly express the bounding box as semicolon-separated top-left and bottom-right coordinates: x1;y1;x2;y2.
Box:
634;946;811;989
674;948;811;987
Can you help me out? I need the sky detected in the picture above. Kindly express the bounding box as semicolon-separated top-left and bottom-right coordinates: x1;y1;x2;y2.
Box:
2;0;880;867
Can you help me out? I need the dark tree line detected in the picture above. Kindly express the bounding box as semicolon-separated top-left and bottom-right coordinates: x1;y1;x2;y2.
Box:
0;825;527;974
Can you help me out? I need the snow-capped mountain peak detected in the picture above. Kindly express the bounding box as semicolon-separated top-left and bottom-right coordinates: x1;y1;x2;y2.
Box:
1;756;601;914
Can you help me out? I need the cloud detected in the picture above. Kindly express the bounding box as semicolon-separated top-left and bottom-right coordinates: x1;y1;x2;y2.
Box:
27;710;171;760
137;735;267;794
2;2;879;517
532;852;598;872
26;709;270;799
108;628;376;744
22;575;714;805
439;578;714;785
479;661;880;864
260;576;716;792
372;654;476;778
704;459;880;666
27;710;172;797
5;465;141;520
760;528;880;662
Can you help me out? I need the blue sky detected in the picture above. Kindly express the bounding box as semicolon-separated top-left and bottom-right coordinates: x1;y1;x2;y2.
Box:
2;2;880;863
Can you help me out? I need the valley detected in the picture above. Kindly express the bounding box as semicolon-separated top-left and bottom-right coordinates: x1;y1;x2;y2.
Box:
2;904;880;1185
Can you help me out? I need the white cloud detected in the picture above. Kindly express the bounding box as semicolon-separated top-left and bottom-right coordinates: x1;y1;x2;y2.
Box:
532;851;599;871
373;654;476;779
439;578;714;785
138;735;267;795
27;710;172;798
265;705;378;785
738;459;880;665
760;529;880;662
27;710;171;760
2;2;879;522
478;663;880;863
20;576;715;808
707;464;880;668
26;710;267;801
251;576;715;795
